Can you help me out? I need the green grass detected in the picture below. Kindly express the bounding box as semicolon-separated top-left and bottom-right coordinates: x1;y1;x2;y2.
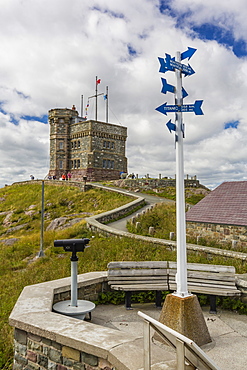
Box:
136;186;208;205
127;202;247;254
127;203;176;239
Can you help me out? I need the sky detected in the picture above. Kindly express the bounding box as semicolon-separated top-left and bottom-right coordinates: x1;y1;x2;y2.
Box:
1;0;247;189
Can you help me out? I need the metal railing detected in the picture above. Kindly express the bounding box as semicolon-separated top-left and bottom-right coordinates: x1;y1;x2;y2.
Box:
138;311;221;370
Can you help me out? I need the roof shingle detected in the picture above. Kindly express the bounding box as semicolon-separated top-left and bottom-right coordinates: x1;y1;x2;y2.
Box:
186;181;247;226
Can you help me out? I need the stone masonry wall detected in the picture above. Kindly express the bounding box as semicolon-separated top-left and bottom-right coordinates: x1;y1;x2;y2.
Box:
187;221;247;248
118;178;201;190
13;328;114;370
11;274;117;370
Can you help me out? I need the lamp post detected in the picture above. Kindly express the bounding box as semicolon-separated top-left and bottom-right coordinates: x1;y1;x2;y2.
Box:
38;180;45;258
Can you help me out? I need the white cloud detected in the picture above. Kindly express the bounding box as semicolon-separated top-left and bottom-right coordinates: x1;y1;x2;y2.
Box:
0;0;247;189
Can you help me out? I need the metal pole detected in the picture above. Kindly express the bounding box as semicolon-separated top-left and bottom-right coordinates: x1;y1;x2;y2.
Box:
95;76;98;121
71;259;78;307
81;95;83;117
175;51;189;297
38;180;45;257
106;86;109;123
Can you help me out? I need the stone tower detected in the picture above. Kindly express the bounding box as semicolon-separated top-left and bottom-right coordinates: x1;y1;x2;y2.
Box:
48;107;127;181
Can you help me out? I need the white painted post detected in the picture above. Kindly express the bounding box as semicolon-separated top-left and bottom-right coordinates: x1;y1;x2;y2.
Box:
175;51;189;297
176;338;186;370
143;320;151;370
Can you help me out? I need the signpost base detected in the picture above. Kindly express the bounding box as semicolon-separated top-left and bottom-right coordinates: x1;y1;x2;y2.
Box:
158;294;211;347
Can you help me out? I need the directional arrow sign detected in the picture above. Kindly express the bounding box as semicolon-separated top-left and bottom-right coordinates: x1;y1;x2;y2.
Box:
156;100;203;116
165;54;195;76
156;103;179;115
161;78;175;94
166;119;176;133
158;57;173;74
181;47;197;61
182;87;188;98
181;100;203;115
161;78;188;98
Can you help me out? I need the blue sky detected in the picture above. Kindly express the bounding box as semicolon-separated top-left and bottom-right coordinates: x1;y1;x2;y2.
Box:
0;0;247;189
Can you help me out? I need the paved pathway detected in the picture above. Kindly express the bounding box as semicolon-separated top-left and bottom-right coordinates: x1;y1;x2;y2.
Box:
93;184;174;232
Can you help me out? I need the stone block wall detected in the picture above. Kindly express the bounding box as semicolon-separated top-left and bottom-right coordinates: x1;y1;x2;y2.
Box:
119;178;201;190
13;328;113;370
9;271;149;370
186;221;247;248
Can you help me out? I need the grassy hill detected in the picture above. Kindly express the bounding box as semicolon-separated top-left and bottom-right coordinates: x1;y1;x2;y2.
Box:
1;181;246;369
0;181;133;369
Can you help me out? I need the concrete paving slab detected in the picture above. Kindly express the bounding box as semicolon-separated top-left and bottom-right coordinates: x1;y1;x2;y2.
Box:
92;302;247;370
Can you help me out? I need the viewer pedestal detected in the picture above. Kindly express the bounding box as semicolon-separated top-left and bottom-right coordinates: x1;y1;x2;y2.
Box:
159;294;211;346
53;299;95;320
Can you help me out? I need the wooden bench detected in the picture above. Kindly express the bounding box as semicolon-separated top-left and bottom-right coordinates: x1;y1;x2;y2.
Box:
107;261;241;313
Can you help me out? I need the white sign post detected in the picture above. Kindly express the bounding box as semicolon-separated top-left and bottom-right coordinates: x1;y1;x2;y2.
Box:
155;48;211;346
156;47;202;297
174;51;189;298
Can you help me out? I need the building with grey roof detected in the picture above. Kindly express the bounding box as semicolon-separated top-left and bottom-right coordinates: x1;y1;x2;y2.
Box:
186;181;247;248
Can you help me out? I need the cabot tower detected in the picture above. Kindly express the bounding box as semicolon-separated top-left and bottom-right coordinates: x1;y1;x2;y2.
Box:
48;106;127;181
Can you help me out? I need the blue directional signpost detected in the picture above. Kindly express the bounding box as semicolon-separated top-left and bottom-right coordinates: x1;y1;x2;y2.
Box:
156;47;203;298
155;48;211;346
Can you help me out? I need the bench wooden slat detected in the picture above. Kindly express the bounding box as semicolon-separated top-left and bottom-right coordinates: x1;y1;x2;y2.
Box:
168;283;241;295
169;277;236;287
108;268;168;277
169;261;236;273
169;278;238;287
108;278;167;284
108;276;167;281
111;284;169;291
108;261;168;269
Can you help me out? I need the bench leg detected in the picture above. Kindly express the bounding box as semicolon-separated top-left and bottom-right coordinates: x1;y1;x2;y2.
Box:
155;291;162;308
125;291;132;309
209;295;217;314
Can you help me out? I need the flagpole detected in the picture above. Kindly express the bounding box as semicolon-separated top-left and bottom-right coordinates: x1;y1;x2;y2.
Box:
80;95;83;117
95;76;98;120
106;86;109;123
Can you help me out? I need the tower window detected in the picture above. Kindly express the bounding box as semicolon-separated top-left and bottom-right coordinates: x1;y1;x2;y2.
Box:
103;159;114;169
77;159;80;168
59;142;64;150
74;160;77;168
59;160;63;169
78;140;80;148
